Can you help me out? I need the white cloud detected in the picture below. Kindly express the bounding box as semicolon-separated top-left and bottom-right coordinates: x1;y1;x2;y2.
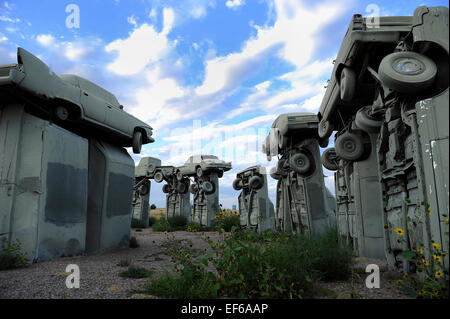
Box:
105;8;175;76
226;0;245;10
0;16;19;23
36;34;55;46
0;35;7;42
127;15;137;26
195;0;342;97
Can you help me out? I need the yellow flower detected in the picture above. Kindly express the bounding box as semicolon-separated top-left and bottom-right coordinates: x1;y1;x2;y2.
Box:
417;290;423;296
185;253;190;258
394;228;404;236
422;259;430;266
442;252;447;257
433;289;439;296
403;273;408;279
433;255;442;263
416;249;424;255
396;279;403;285
428;208;431;215
435;270;443;278
445;217;449;224
432;243;441;250
383;225;389;231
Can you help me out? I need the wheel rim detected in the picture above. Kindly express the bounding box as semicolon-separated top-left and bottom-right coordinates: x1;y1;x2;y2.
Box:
393;58;424;75
342;139;356;153
296;157;306;168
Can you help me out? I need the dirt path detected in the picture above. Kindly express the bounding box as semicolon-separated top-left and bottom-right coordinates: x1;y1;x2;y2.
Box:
0;229;411;299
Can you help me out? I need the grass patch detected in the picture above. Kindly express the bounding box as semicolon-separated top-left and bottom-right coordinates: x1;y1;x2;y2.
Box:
129;236;139;248
148;217;157;227
131;218;147;229
117;258;131;267
0;238;29;271
145;227;353;298
119;266;152;279
152;215;188;232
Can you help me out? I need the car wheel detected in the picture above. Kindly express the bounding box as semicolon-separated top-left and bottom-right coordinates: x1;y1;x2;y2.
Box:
176;182;187;194
318;119;334;138
202;181;215;195
289;152;311;174
176;171;183;181
340;67;356;101
139;183;150;195
232;178;243;191
249;175;264;190
55;106;69;121
335;132;364;161
162;184;170;194
154;171;164;183
196;166;203;177
321;148;339;171
378;51;437;94
355;106;382;133
146;164;156;177
217;170;223;178
278;131;286;149
189;184;198;194
132;131;143;154
270;167;282;180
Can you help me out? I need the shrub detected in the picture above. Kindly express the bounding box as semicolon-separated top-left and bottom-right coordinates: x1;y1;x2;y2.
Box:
214;211;240;232
119;266;152;279
117;258;131;267
0;237;29;270
152;218;172;232
150;204;157;210
148;216;157;227
167;215;188;231
129;236;139;248
131;218;146;229
145;228;353;298
186;222;202;232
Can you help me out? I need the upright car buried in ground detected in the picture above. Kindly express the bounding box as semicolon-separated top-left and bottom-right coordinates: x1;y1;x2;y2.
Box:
0;48;154;153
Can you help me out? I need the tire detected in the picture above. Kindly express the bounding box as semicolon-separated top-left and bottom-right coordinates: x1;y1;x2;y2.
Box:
335;132;364;161
355;106;382;133
289;152;311;174
278;131;286;149
378;51;437;94
154;171;164;183
55;106;69;121
146;163;156;177
270;167;282;180
217;170;223;178
162;184;170;194
202;181;215;195
321;148;339;171
318;119;334;138
249;175;264;190
132;131;143;154
176;182;187;194
196;166;203;177
190;184;198;194
232;178;243;191
139;183;150;195
340;67;356;101
319;137;329;148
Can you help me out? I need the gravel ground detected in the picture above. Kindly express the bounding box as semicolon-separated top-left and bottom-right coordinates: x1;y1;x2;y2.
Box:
0;229;412;299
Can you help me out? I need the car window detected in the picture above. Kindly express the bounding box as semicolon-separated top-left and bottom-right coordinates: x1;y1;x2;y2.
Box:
185;156;193;164
77;76;120;107
202;155;218;160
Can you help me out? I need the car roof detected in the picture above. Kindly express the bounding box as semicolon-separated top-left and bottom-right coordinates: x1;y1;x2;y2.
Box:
59;74;120;107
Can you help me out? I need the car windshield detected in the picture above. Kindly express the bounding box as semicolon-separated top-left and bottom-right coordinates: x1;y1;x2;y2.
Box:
202;155;218;160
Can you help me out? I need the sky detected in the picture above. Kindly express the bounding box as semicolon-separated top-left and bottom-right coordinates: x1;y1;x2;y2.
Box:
1;0;448;208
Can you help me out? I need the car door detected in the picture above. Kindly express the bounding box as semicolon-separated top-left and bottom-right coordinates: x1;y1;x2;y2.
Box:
78;77;106;124
105;104;131;136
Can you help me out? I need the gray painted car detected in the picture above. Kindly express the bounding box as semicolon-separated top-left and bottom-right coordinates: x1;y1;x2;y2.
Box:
0;47;154;153
177;154;232;178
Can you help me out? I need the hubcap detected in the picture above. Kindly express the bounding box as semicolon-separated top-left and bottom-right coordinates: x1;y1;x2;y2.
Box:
393;58;424;75
343;139;356;152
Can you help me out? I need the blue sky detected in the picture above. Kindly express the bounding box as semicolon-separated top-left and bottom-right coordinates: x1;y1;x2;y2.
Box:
1;0;448;208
